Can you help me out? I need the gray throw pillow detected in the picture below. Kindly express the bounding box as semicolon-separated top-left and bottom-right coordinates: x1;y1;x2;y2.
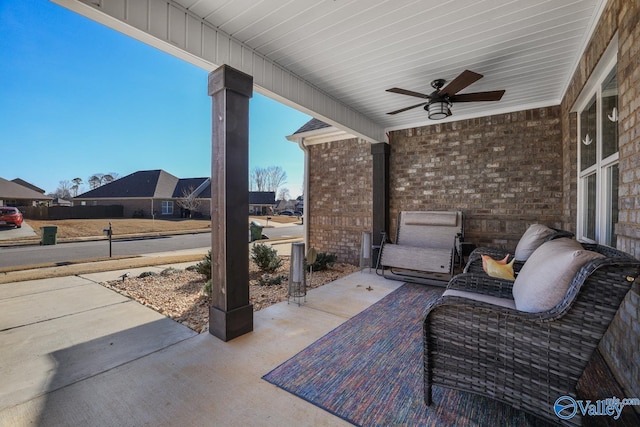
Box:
513;224;556;261
512;238;604;313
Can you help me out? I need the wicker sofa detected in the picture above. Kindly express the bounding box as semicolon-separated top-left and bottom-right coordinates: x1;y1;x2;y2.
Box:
423;240;640;425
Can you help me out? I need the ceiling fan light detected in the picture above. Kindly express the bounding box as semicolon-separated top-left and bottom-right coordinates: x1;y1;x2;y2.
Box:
427;100;451;120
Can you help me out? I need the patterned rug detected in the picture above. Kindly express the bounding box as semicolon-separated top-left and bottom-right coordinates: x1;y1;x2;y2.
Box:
263;283;548;426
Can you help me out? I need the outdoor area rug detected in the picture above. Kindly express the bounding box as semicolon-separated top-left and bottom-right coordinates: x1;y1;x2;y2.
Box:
263;283;548;426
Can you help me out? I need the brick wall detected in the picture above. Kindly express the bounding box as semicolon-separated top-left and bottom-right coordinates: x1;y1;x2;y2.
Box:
388;106;564;251
307;138;372;265
559;0;640;401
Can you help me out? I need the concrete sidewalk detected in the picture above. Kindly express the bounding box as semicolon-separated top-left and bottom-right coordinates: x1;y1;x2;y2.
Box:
0;262;397;426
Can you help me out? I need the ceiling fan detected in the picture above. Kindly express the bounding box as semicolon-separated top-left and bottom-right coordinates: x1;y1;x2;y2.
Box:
386;70;505;119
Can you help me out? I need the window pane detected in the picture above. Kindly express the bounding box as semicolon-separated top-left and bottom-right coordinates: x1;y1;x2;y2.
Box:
162;201;173;215
580;97;597;171
583;174;597;240
605;164;619;247
602;66;618;159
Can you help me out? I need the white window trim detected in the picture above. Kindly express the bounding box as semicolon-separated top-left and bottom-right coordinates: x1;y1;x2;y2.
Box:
161;200;173;215
575;35;618;245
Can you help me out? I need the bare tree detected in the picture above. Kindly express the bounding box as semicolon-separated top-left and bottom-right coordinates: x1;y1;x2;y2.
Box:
265;166;287;193
176;186;201;218
277;187;290;201
50;180;72;199
250;167;268;191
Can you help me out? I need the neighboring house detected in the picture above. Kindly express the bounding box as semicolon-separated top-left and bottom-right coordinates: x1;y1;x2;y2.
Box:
275;199;296;213
51;197;72;207
294;196;304;213
74;169;275;219
0;177;53;207
248;192;276;215
11;178;46;195
74;170;211;219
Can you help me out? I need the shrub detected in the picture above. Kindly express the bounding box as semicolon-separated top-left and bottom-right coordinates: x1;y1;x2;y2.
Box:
203;279;212;295
258;274;285;286
160;267;181;276
307;252;337;271
195;250;212;280
251;243;283;273
138;271;157;278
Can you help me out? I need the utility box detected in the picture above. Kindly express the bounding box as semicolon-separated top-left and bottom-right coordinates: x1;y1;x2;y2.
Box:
40;226;58;245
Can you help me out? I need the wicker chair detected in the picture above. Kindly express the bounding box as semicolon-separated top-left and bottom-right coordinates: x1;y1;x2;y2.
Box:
464;226;574;275
423;243;640;426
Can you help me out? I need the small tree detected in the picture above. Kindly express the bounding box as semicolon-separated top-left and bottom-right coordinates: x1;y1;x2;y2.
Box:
251;243;283;273
71;177;83;197
176;186;201;218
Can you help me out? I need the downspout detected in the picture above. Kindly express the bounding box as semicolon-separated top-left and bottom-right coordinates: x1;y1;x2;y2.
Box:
295;138;310;248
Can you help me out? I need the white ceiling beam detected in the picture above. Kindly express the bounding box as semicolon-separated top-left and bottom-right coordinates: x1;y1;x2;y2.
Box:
51;0;386;143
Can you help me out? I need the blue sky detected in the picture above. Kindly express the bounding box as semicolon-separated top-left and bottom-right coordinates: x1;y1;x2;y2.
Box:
0;0;310;197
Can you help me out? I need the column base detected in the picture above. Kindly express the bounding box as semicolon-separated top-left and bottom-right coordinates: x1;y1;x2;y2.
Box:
209;304;253;342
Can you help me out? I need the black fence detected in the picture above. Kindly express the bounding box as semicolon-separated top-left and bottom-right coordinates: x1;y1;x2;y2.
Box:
20;205;124;220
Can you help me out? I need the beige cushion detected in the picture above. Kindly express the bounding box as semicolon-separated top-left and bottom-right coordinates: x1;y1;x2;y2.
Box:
514;224;556;261
443;289;517;310
403;211;459;226
512;238;604;313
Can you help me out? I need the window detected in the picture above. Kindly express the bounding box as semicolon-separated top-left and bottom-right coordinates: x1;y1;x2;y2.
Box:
161;201;173;215
577;62;618;246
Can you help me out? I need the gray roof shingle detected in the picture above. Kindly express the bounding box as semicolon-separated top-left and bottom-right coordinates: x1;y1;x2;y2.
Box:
293;118;330;134
76;170;179;199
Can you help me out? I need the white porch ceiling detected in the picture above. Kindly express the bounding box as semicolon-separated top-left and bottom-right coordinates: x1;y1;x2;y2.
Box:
53;0;606;142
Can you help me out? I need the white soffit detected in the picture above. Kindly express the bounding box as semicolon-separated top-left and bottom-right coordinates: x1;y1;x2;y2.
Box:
52;0;606;137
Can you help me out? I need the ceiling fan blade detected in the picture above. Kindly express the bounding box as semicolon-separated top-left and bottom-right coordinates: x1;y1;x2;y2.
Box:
387;102;428;115
439;70;483;97
450;90;506;102
386;87;431;99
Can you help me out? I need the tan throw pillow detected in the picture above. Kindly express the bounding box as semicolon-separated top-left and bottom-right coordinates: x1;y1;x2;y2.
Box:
512;238;604;313
482;254;515;280
514;224;556;261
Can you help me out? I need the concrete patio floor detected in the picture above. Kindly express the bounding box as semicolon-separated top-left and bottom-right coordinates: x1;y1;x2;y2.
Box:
0;265;401;426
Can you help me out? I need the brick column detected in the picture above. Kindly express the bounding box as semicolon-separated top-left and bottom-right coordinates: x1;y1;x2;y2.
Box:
371;142;389;265
208;65;253;341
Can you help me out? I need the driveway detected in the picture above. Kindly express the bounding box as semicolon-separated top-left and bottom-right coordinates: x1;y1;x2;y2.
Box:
0;221;37;240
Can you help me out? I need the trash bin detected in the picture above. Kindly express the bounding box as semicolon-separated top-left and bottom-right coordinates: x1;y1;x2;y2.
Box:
40;226;58;245
250;221;264;242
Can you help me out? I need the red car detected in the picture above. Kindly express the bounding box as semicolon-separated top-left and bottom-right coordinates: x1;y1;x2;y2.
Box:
0;207;23;228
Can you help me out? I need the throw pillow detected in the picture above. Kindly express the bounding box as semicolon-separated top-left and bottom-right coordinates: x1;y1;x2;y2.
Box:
512;238;604;313
482;254;515;280
481;253;509;271
513;223;556;261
